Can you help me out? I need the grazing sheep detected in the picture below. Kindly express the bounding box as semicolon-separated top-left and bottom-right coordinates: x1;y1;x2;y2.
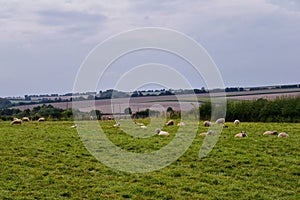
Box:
22;117;30;122
140;125;147;129
166;120;174;126
38;117;45;122
235;131;247;138
216;118;225;124
199;130;214;136
71;124;77;128
113;122;120;127
155;128;169;136
11;119;22;125
263;131;278;135
234;120;240;125
203;121;211;127
278;132;289;138
177;122;185;126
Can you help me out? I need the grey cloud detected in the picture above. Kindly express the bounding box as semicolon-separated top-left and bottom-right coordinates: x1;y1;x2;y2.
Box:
36;9;107;38
267;0;300;12
37;9;106;26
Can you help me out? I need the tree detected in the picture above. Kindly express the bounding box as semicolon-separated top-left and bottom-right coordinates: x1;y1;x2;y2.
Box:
124;107;132;115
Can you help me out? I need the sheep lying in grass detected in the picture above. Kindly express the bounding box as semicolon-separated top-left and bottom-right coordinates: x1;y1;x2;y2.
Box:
134;122;145;126
235;131;247;138
22;117;30;122
177;122;185;126
203;121;211;127
278;132;289;138
38;117;45;122
140;125;147;129
216;118;225;124
234;120;240;125
113;122;120;127
11;118;22;125
166;120;174;126
155;128;169;136
199;130;214;136
263;131;278;135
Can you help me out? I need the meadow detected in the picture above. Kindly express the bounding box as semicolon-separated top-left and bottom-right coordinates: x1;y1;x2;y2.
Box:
0;120;299;199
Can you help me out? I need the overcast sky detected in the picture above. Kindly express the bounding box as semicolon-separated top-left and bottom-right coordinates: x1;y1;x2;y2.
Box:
0;0;299;97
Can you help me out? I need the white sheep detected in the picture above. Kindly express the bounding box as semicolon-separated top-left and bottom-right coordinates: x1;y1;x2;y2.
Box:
199;130;214;136
216;118;225;124
234;120;240;125
278;132;289;138
11;119;22;125
113;122;120;127
71;124;77;128
203;121;211;127
235;131;247;138
263;131;278;135
22;117;30;122
140;125;147;129
166;120;174;126
134;122;145;126
38;117;45;122
155;128;169;136
177;122;185;126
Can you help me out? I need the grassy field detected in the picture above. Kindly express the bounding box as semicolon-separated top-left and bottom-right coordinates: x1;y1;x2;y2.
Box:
0;120;299;199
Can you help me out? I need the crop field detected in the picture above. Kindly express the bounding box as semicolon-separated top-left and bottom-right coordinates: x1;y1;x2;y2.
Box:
0;120;299;199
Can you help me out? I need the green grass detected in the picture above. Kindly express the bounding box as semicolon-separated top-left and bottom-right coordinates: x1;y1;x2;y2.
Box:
0;120;299;199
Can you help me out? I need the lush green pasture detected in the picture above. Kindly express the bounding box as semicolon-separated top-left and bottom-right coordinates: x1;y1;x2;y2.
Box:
0;120;299;199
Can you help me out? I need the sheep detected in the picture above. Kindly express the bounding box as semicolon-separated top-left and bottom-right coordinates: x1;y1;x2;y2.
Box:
166;120;174;126
22;117;30;122
235;131;247;138
113;122;120;127
263;130;278;135
38;117;45;122
234;119;240;125
155;128;169;136
199;130;214;136
71;124;77;128
11;119;22;125
177;122;185;126
203;121;211;127
216;118;225;124
278;132;289;138
134;122;145;126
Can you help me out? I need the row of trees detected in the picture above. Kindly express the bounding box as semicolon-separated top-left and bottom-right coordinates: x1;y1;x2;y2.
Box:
199;97;300;122
1;97;299;122
0;105;73;121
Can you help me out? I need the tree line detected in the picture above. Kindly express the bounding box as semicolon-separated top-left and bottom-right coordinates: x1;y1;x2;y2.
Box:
199;97;300;122
1;97;299;122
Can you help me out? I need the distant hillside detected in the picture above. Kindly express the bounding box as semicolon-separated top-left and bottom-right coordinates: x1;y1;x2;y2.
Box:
4;83;300;108
0;98;11;109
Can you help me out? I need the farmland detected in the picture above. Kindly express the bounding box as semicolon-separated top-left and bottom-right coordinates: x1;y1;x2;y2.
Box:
13;88;300;113
0;120;299;199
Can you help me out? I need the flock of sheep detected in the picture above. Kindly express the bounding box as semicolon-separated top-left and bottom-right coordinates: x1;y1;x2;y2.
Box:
200;118;289;138
10;117;45;125
11;116;289;138
111;119;184;136
111;118;290;138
